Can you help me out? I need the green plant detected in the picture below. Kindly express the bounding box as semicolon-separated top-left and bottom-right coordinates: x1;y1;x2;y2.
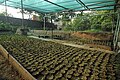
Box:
0;35;115;80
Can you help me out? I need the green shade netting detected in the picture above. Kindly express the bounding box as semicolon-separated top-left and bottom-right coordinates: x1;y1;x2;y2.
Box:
0;0;115;13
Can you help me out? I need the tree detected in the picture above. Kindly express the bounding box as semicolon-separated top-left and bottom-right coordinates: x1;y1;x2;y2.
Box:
68;12;90;31
19;9;33;19
90;10;114;31
0;21;12;30
38;13;44;21
57;10;114;32
60;12;71;30
0;12;5;16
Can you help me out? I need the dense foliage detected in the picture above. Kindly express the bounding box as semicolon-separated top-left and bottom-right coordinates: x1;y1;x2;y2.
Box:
0;21;18;33
62;10;114;32
0;21;12;30
0;35;115;80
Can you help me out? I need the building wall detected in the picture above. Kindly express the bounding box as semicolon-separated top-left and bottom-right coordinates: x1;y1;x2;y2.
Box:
0;16;57;30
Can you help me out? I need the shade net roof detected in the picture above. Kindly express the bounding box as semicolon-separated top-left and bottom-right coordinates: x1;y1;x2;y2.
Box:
0;0;116;13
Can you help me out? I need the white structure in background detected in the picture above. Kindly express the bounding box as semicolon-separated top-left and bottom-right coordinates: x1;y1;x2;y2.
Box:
54;20;63;30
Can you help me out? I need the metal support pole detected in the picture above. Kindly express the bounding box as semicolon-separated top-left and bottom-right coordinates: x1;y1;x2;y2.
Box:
113;14;118;50
116;12;120;50
113;11;120;51
51;16;53;39
5;0;8;22
112;12;115;33
43;15;46;31
43;14;46;38
21;0;24;28
113;17;118;42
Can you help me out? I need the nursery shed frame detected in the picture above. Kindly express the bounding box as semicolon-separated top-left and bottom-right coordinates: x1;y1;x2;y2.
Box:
0;0;116;13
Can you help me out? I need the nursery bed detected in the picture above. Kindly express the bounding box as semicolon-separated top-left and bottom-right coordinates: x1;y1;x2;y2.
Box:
0;35;116;80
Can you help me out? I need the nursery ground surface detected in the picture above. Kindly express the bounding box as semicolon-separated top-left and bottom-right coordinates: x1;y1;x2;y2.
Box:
71;32;113;40
0;35;116;80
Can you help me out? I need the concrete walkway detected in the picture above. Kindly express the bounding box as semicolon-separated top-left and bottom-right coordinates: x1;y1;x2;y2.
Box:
28;36;114;53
